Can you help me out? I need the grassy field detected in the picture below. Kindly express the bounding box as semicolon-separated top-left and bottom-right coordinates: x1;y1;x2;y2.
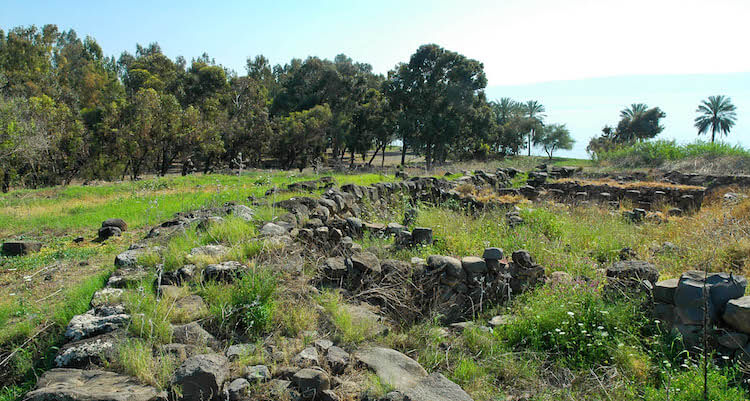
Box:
0;170;393;397
1;168;749;400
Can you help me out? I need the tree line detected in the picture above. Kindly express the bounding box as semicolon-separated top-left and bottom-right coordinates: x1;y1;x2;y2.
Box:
587;96;739;158
0;24;575;191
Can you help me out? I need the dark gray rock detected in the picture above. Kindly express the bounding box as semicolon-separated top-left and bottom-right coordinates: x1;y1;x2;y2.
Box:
227;378;250;401
102;218;128;231
606;260;659;285
402;372;473;401
245;364;271;382
114;247;156;268
171;353;229;401
717;331;748;350
107;268;149;288
90;288;124;307
171;322;220;350
260;222;287;236
348;251;381;275
226;343;256;361
65;310;129;342
482;247;503;260
25;368;166;401
354;347;428;390
386;223;408;236
97;226;122;240
55;331;124;368
411;227;433;245
292;368;331;400
427;255;464;279
228;204;254;221
202;261;243;283
674;271;746;325
293;346;320;367
511;250;534;269
326;346;350;374
724;296;750;335
2;240;42;256
461;257;487;274
196;216;224;231
654;278;679;304
161;343;198;363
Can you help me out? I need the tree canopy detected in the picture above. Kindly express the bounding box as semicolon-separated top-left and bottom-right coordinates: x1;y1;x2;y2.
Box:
694;95;737;143
0;24;571;190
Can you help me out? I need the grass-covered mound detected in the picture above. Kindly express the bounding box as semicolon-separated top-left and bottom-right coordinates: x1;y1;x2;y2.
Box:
596;140;750;173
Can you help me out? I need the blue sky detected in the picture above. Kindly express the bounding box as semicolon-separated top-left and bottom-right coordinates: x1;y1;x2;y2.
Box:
3;0;749;157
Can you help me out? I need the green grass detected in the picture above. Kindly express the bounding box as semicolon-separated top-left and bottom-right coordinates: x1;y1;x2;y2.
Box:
317;291;381;345
112;339;177;390
0;270;111;399
597;139;750;168
0;171;395;236
200;265;277;339
498;282;649;369
641;363;747;401
121;278;174;344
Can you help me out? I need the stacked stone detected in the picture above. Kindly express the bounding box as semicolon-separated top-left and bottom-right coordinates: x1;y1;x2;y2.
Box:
653;271;749;357
542;180;705;212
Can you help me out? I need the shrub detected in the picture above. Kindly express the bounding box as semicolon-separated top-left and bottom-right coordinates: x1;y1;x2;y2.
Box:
597;139;750;168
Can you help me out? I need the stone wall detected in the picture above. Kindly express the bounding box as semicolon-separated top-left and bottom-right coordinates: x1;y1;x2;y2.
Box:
653;271;750;360
541;180;705;212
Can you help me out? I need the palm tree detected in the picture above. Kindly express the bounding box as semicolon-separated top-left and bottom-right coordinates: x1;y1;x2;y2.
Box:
620;103;648;119
523;100;545;156
694;95;737;143
491;97;518;126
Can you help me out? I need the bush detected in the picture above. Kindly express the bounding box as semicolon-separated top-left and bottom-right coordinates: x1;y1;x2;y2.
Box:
596;140;750;168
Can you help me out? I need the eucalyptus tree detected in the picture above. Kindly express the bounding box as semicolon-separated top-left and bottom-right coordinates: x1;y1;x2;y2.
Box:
694;95;737;143
386;44;487;169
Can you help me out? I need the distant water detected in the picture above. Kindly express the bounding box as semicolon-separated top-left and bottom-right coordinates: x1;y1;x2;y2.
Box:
486;72;750;159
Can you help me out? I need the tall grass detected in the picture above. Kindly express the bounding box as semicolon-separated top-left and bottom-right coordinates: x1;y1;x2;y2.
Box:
597;139;750;168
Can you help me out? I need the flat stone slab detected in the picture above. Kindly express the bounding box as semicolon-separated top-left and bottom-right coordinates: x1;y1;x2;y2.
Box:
402;372;474;401
342;303;388;336
354;347;428;390
25;368;166;401
65;310;130;342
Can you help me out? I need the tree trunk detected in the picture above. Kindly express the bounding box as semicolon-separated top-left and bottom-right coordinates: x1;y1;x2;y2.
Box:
426;142;433;171
368;144;382;165
400;143;406;166
528;130;533;156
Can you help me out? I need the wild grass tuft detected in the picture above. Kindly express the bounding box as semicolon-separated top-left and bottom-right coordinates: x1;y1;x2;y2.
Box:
200;266;276;339
114;339;176;389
